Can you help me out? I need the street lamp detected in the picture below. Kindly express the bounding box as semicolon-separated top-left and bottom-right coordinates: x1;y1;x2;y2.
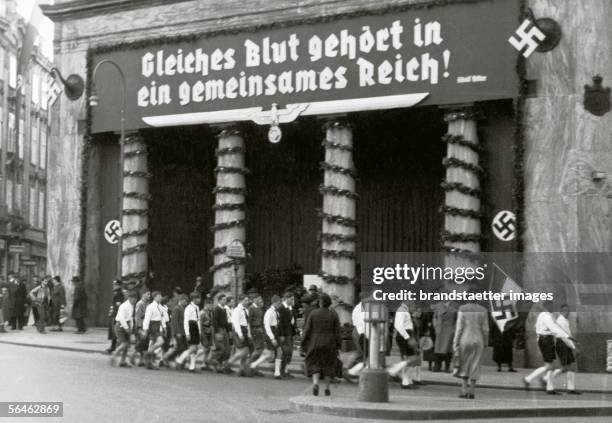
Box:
89;60;126;281
357;298;389;403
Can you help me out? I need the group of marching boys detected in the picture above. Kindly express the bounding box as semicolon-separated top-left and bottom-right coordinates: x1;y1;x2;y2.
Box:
110;285;299;379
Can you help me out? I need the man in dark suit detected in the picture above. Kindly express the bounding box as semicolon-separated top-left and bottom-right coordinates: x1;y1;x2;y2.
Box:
277;291;296;379
9;275;27;330
50;276;67;331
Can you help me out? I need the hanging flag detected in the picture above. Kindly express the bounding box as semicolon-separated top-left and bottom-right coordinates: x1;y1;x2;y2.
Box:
489;263;523;332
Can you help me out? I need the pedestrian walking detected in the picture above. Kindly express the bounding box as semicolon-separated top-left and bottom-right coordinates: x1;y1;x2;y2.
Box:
183;292;202;372
133;291;151;366
106;280;124;354
453;302;489;399
211;294;231;373
111;291;138;368
29;279;50;333
198;296;215;371
250;295;282;377
228;294;253;377
432;300;457;372
71;276;88;334
522;301;575;394
0;286;8;332
247;293;265;375
9;275;27;330
491;321;517;372
164;294;188;366
549;304;581;394
346;300;366;377
50;276;67;331
277;291;296;379
388;302;421;389
142;291;167;370
301;293;341;397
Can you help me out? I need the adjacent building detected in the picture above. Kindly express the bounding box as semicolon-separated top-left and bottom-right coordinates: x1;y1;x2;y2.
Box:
0;0;52;280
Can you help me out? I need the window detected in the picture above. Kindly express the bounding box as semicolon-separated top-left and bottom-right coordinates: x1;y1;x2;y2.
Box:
18;118;24;158
38;190;45;229
9;54;17;89
41;76;48;110
32;70;40;105
15;182;22;213
8;112;15;152
6;180;12;212
29;186;36;225
31;120;39;166
40;128;47;169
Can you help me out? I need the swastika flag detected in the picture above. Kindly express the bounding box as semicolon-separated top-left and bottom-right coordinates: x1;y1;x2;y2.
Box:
489;263;522;333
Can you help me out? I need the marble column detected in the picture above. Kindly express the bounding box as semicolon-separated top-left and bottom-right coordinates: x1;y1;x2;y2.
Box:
121;132;150;288
211;127;246;299
319;119;356;324
441;108;482;254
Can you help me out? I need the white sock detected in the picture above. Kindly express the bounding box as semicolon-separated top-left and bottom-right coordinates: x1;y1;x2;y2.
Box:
551;368;563;380
545;370;555;391
176;349;189;365
189;355;196;370
401;366;412;385
348;362;364;376
387;361;407;377
567;371;576;391
274;359;282;377
525;366;548;384
413;366;421;382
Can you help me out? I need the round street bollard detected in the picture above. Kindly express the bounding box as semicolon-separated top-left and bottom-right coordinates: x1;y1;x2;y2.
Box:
357;368;389;402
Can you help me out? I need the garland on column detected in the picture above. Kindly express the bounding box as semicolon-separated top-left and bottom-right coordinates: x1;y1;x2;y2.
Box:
440;109;484;252
120;134;150;287
319;121;358;287
210;128;247;275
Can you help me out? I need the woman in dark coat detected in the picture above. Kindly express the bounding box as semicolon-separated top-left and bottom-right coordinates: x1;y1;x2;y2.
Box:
301;293;341;396
71;276;88;333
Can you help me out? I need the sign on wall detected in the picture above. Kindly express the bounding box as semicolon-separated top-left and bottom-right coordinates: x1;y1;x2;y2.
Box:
91;0;519;133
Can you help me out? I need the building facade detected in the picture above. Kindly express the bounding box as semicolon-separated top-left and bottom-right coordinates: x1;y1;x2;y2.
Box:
42;0;612;372
0;0;51;281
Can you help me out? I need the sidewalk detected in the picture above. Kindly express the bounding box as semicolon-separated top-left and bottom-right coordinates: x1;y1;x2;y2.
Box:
290;385;612;421
1;326;611;394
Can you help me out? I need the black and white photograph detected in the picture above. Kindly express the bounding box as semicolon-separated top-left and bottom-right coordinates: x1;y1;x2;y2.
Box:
1;0;612;422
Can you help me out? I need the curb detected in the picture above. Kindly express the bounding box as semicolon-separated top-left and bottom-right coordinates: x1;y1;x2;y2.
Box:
2;339;611;395
289;396;612;421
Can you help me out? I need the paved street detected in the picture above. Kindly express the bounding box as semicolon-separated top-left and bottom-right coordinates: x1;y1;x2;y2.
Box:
2;343;612;423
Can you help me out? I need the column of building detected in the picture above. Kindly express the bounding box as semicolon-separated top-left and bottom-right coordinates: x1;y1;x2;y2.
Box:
319;119;356;324
211;127;246;299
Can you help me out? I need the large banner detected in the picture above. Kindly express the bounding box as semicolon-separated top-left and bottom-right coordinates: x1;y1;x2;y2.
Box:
91;0;519;133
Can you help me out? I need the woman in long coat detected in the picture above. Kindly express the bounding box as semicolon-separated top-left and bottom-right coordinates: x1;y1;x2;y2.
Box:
452;302;489;399
301;293;340;396
432;301;457;372
71;277;88;334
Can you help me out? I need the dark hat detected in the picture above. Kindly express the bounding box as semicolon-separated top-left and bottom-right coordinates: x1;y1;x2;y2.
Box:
308;284;318;292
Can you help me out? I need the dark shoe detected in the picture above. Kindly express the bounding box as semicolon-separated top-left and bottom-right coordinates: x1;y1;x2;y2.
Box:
223;367;235;374
497;368;502;372
567;390;582;395
400;384;416;390
459;394;469;399
312;385;319;396
508;368;517;373
200;366;213;372
283;373;294;379
105;348;115;355
467;394;475;399
390;375;402;383
119;362;132;368
252;370;265;377
414;381;427;386
324;388;330;396
274;375;283;380
546;390;561;395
